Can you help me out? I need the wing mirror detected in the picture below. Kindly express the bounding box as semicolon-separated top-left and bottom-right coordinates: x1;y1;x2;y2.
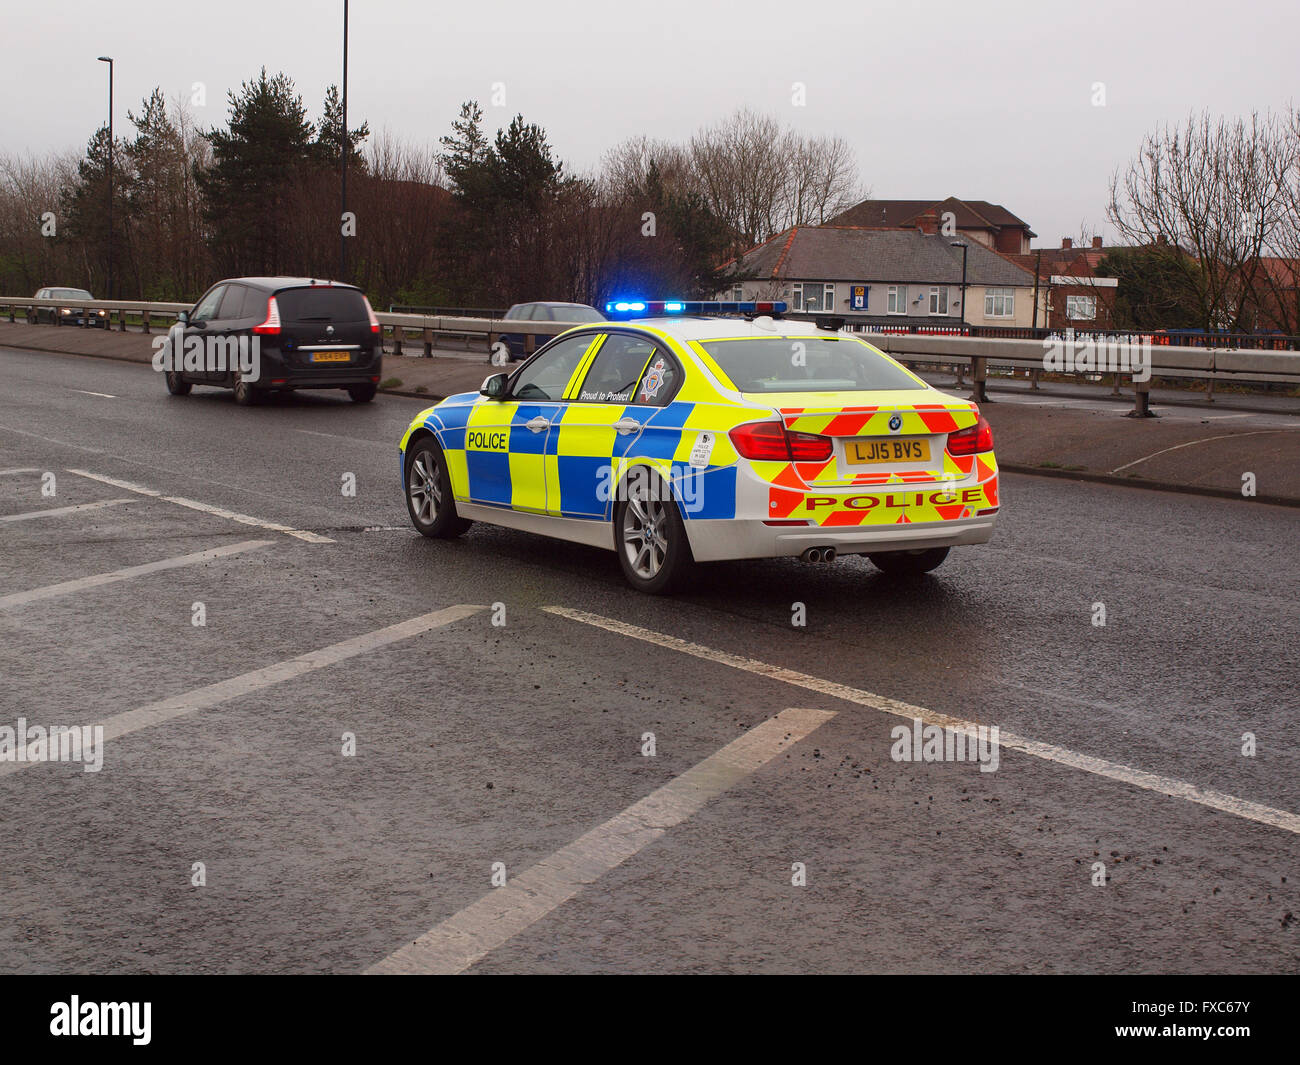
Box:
176;310;189;325
480;373;509;399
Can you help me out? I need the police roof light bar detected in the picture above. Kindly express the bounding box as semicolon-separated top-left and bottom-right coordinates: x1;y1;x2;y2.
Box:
603;299;788;320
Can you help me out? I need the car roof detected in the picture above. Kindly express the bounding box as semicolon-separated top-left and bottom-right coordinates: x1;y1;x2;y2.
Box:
219;277;361;291
611;316;849;343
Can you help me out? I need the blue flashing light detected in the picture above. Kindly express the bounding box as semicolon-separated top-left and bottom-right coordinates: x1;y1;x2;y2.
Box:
602;299;788;319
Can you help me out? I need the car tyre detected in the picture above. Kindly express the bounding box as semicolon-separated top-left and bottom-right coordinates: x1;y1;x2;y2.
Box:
868;547;950;575
165;371;192;396
232;374;260;406
348;383;377;403
406;438;471;539
615;470;694;594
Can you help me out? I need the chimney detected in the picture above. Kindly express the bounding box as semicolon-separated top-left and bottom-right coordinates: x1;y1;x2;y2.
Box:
1061;237;1072;249
1092;236;1103;249
915;208;939;236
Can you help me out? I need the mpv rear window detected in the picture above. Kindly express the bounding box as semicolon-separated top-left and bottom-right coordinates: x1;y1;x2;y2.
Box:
275;286;367;323
699;337;926;393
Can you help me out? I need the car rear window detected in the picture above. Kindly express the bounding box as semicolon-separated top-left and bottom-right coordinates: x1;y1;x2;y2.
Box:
275;286;367;323
555;306;604;323
699;337;926;393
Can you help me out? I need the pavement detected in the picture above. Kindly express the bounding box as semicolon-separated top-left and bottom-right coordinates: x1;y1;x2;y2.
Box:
3;318;1298;506
1;342;1298;975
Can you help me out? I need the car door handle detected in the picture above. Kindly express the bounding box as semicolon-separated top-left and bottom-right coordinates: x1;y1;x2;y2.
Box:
525;416;550;433
613;417;642;435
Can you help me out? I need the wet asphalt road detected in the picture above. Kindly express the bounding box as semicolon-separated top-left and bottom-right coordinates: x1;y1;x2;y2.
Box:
1;345;1298;974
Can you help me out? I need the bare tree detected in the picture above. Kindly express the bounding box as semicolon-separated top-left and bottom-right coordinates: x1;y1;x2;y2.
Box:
1108;110;1291;331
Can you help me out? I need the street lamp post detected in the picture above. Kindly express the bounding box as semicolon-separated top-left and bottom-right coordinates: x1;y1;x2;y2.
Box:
949;240;968;327
340;0;349;282
97;56;114;299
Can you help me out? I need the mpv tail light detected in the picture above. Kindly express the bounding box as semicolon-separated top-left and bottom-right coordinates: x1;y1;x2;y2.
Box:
252;296;282;335
363;296;381;335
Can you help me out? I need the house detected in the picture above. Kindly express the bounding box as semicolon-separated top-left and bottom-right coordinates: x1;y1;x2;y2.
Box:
720;223;1041;328
826;197;1036;255
1006;237;1122;329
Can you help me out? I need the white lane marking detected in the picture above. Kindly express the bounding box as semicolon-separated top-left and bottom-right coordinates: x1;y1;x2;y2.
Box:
0;423;105;454
1111;429;1300;473
0;604;483;777
65;468;335;544
543;607;1300;838
70;389;116;399
0;468;39;476
295;428;390;447
367;705;835;975
0;498;132;524
0;539;272;610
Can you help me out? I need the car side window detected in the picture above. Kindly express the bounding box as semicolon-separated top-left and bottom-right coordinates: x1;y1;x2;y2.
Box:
632;348;682;407
217;284;247;320
191;286;226;324
511;334;594;402
504;304;523;321
575;333;658;404
241;286;268;320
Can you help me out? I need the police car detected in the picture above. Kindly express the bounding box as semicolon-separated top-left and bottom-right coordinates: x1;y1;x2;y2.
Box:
398;301;999;593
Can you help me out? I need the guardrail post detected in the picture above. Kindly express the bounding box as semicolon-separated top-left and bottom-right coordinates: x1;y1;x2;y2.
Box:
6;304;13;323
1126;375;1157;418
954;361;965;387
1111;372;1121;396
525;333;536;356
118;307;126;331
1029;367;1040;390
142;310;151;335
1206;376;1215;404
392;326;403;356
423;327;433;358
970;356;990;403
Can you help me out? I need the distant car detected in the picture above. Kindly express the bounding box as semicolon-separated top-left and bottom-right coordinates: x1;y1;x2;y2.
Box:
163;277;383;406
399;299;1000;593
492;302;605;364
31;287;109;328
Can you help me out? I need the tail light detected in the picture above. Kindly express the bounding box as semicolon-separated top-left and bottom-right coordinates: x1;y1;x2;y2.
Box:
729;421;833;462
253;296;282;335
947;414;994;456
364;296;381;335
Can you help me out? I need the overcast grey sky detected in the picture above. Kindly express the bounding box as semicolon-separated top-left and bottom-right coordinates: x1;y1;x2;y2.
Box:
3;0;1296;247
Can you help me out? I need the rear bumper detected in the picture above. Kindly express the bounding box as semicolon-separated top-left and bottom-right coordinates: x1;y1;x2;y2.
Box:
259;350;382;389
684;513;997;561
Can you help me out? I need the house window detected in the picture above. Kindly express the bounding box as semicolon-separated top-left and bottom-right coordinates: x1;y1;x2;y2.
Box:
1066;294;1096;320
888;286;907;315
984;287;1015;318
928;287;949;315
794;282;835;313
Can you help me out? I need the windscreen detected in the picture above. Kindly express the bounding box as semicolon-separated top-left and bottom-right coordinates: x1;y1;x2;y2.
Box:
699;337;926;393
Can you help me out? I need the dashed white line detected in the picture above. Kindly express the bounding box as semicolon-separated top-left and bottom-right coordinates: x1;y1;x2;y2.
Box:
367;706;835;974
69;389;116;399
0;498;133;524
65;468;335;544
0;539;273;610
543;606;1300;839
0;468;39;476
0;604;484;776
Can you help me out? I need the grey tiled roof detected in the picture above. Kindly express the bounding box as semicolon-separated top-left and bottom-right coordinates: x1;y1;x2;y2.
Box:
728;227;1036;287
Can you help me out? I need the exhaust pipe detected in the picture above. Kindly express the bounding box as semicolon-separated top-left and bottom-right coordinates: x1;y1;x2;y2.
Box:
800;547;838;564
